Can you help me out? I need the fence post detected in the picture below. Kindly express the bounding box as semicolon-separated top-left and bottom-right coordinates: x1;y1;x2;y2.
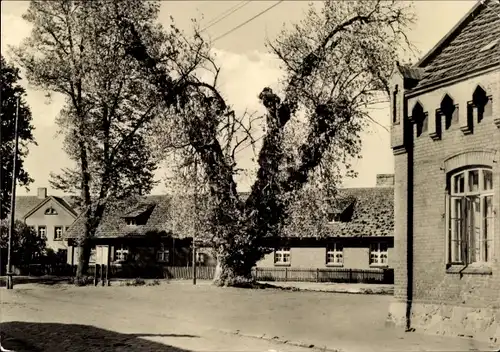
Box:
94;265;98;286
285;267;288;282
101;264;105;286
349;269;353;283
316;268;319;283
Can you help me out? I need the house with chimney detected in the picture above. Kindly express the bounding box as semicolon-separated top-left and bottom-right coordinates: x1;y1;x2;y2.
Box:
387;0;500;342
255;174;395;276
63;174;394;281
15;187;78;258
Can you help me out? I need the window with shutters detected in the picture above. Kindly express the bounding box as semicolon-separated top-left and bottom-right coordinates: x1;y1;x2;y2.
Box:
448;167;494;264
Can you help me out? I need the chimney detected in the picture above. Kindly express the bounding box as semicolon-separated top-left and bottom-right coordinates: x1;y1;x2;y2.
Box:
37;187;47;199
376;174;395;187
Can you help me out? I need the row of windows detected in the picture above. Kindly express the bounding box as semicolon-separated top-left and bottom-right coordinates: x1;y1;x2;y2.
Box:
447;167;495;265
273;243;389;267
88;245;205;264
29;225;69;241
397;85;493;138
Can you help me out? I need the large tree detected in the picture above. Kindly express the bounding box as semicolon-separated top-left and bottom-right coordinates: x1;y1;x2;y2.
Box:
122;0;415;286
0;56;36;220
0;220;46;271
11;0;190;281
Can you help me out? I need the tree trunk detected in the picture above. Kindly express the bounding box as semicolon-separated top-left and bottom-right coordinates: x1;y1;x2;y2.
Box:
75;237;91;285
212;251;255;287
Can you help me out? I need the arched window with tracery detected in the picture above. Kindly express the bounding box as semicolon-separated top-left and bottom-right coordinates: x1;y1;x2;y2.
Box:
448;167;494;264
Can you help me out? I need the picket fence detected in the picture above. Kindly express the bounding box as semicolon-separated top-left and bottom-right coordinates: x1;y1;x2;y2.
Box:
10;264;393;284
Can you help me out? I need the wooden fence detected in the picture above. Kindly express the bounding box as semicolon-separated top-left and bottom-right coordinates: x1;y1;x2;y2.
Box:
252;267;394;284
10;264;393;284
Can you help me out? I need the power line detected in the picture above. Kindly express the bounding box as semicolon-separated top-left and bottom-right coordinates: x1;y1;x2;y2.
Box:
201;1;252;32
212;0;285;43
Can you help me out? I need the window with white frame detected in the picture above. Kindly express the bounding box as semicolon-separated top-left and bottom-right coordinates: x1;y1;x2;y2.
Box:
448;167;494;264
115;245;129;262
156;245;169;263
326;243;343;265
54;226;63;240
274;247;291;265
370;242;388;266
38;226;46;238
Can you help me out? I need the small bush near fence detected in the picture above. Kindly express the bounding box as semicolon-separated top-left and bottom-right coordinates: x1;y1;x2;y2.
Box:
10;264;393;284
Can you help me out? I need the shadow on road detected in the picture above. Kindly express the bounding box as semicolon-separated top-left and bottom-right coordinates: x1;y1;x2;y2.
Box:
0;321;195;351
0;276;72;287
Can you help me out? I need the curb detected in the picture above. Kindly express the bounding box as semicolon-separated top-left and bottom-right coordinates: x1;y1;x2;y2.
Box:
260;283;394;295
217;328;343;352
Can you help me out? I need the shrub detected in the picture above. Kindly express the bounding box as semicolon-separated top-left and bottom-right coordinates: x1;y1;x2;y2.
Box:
146;279;161;286
125;278;146;286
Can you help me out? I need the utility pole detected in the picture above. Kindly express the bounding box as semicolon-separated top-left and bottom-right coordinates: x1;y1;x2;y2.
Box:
6;94;20;290
192;157;198;285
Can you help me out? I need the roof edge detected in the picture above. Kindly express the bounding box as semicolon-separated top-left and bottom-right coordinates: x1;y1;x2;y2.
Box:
416;1;484;68
22;196;78;220
405;63;500;98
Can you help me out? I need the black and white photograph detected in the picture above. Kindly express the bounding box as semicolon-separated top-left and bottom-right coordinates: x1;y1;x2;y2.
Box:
1;0;499;351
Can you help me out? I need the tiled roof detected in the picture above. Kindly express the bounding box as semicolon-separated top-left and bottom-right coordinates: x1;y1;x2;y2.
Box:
14;196;44;220
64;195;176;239
65;187;394;240
14;195;79;220
122;202;155;218
324;187;394;238
414;0;500;89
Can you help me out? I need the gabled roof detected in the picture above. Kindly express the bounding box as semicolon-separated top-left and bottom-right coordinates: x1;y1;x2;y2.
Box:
15;195;78;220
412;0;500;90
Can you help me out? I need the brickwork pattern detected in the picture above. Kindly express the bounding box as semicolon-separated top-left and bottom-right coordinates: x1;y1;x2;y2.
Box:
391;68;500;341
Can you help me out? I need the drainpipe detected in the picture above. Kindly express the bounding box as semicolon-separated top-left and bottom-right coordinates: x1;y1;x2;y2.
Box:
405;101;414;332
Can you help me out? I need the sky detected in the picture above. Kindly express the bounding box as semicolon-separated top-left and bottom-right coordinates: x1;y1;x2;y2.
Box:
1;0;477;196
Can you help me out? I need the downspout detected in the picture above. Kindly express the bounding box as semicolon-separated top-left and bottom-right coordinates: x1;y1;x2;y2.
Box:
405;98;415;332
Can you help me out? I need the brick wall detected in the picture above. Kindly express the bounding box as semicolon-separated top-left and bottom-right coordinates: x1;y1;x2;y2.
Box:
393;70;500;308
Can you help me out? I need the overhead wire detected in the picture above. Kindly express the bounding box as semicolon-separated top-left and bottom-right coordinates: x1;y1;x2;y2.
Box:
212;0;285;43
200;1;252;32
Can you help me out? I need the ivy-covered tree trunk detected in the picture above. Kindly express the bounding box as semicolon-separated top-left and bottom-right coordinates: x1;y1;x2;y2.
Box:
121;0;415;287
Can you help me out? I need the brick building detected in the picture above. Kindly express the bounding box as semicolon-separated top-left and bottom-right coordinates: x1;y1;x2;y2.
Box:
387;0;500;342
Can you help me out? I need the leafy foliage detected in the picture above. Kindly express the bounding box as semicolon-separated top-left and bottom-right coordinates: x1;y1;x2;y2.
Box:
0;220;46;266
0;55;36;219
121;0;415;286
12;0;167;278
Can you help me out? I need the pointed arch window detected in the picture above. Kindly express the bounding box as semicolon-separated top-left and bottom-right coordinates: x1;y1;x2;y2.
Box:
469;86;492;125
411;102;428;138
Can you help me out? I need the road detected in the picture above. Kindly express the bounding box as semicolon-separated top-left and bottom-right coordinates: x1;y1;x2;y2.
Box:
0;281;497;352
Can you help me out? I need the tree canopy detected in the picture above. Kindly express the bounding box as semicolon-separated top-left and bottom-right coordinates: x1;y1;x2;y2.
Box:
0;55;36;220
121;0;415;285
12;0;168;279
